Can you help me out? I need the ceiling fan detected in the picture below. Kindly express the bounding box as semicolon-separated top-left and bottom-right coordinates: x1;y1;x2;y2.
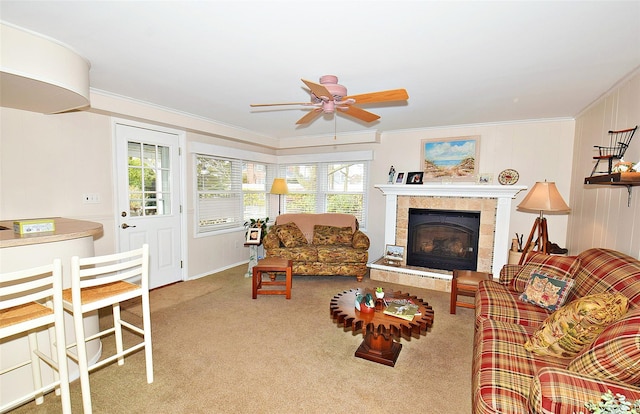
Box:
250;75;409;125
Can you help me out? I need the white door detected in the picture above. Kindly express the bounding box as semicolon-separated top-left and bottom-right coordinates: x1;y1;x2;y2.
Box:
115;122;183;289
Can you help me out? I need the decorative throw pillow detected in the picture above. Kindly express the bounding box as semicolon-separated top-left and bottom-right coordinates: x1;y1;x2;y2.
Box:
312;225;353;246
567;307;640;385
512;252;581;293
274;222;308;248
524;292;629;358
519;272;574;311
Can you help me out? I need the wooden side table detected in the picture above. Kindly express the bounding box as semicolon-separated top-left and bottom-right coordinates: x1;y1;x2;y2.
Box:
449;270;492;314
252;258;292;299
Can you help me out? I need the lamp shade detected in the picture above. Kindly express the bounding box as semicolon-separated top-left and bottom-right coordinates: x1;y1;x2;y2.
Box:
270;178;289;195
518;181;570;213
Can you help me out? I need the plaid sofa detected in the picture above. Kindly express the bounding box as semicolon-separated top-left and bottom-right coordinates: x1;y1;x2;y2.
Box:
472;248;640;413
262;213;369;281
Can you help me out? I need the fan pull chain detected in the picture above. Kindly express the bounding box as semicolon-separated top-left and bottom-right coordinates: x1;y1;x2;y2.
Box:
334;114;337;140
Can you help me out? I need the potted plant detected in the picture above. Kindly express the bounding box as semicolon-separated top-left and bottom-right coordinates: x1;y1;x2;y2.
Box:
578;390;640;414
244;217;269;243
375;287;385;299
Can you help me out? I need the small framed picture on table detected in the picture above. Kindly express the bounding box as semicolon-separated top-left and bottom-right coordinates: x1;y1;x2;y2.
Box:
246;228;262;244
384;244;405;265
395;172;405;184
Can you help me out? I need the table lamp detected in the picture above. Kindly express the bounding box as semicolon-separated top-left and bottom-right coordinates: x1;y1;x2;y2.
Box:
270;178;289;215
517;181;570;265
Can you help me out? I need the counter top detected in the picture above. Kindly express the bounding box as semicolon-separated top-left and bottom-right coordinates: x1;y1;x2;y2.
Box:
0;217;103;248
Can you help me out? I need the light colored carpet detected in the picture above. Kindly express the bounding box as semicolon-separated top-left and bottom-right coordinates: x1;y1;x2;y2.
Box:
121;277;224;317
11;265;475;414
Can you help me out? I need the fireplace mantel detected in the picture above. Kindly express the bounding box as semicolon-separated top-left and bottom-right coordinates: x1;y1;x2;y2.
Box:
375;184;526;198
375;183;527;276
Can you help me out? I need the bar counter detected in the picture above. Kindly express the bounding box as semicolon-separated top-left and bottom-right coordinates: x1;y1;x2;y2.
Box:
0;217;103;248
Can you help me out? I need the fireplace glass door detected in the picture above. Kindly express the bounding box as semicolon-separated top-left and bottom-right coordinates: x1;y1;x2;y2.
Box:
406;208;480;271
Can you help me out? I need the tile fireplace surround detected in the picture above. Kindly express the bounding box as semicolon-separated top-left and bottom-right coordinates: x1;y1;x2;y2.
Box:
369;184;526;292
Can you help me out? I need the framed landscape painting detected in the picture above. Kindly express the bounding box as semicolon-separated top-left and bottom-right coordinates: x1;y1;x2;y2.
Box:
421;136;479;181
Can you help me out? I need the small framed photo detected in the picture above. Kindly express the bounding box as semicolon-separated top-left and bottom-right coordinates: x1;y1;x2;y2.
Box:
384;244;405;262
395;172;405;184
477;173;493;184
406;171;424;184
246;227;262;244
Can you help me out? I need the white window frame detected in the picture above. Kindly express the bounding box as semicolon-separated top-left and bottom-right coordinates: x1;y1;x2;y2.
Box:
190;143;372;235
278;159;370;229
191;143;278;236
195;154;243;233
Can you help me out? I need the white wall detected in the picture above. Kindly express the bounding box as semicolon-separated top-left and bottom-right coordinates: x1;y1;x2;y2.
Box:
0;102;577;279
274;120;576;261
567;69;640;258
0;105;279;278
365;120;575;259
0;107;116;256
184;132;278;278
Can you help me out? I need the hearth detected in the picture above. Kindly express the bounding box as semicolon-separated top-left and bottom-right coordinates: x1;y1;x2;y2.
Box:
371;184;526;291
406;208;480;271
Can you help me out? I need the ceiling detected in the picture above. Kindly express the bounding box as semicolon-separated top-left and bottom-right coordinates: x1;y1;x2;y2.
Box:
1;1;639;143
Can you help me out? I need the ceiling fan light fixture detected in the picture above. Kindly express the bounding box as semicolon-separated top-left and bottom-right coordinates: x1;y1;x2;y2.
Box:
322;100;336;113
252;74;408;125
319;75;347;100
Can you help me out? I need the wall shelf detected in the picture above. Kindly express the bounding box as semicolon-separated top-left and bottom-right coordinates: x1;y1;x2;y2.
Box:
584;172;640;206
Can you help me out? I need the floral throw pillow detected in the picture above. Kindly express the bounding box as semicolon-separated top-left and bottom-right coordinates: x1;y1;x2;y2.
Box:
524;292;629;358
512;252;581;293
274;222;308;248
312;225;353;246
519;272;574;311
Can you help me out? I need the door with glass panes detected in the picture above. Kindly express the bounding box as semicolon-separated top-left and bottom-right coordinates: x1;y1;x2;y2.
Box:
115;122;183;289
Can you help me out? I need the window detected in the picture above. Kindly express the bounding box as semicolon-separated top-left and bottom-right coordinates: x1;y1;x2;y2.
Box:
280;161;368;227
196;155;270;233
128;142;171;217
195;150;369;233
242;162;268;220
326;163;365;219
281;164;317;213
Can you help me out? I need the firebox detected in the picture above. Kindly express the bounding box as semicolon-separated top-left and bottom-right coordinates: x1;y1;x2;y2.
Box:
406;208;480;271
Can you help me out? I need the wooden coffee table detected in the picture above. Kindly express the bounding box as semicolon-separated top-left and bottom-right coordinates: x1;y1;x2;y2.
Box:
330;289;434;367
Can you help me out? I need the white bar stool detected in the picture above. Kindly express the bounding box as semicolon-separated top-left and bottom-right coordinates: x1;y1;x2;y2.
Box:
62;244;153;414
0;259;71;413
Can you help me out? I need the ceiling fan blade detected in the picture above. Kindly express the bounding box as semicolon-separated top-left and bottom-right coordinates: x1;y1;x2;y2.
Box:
250;102;313;107
301;79;333;100
296;108;323;125
339;105;380;123
342;88;408;105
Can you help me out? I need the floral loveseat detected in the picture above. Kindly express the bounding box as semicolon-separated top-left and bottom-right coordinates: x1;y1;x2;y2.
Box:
473;248;640;413
262;213;369;281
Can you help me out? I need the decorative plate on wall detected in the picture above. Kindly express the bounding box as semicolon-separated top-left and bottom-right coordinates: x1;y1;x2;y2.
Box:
498;169;519;185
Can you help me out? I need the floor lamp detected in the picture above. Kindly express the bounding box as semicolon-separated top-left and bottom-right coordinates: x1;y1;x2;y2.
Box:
517;181;570;265
270;178;289;216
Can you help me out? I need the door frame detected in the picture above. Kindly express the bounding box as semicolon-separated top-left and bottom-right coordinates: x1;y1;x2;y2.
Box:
111;117;188;283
